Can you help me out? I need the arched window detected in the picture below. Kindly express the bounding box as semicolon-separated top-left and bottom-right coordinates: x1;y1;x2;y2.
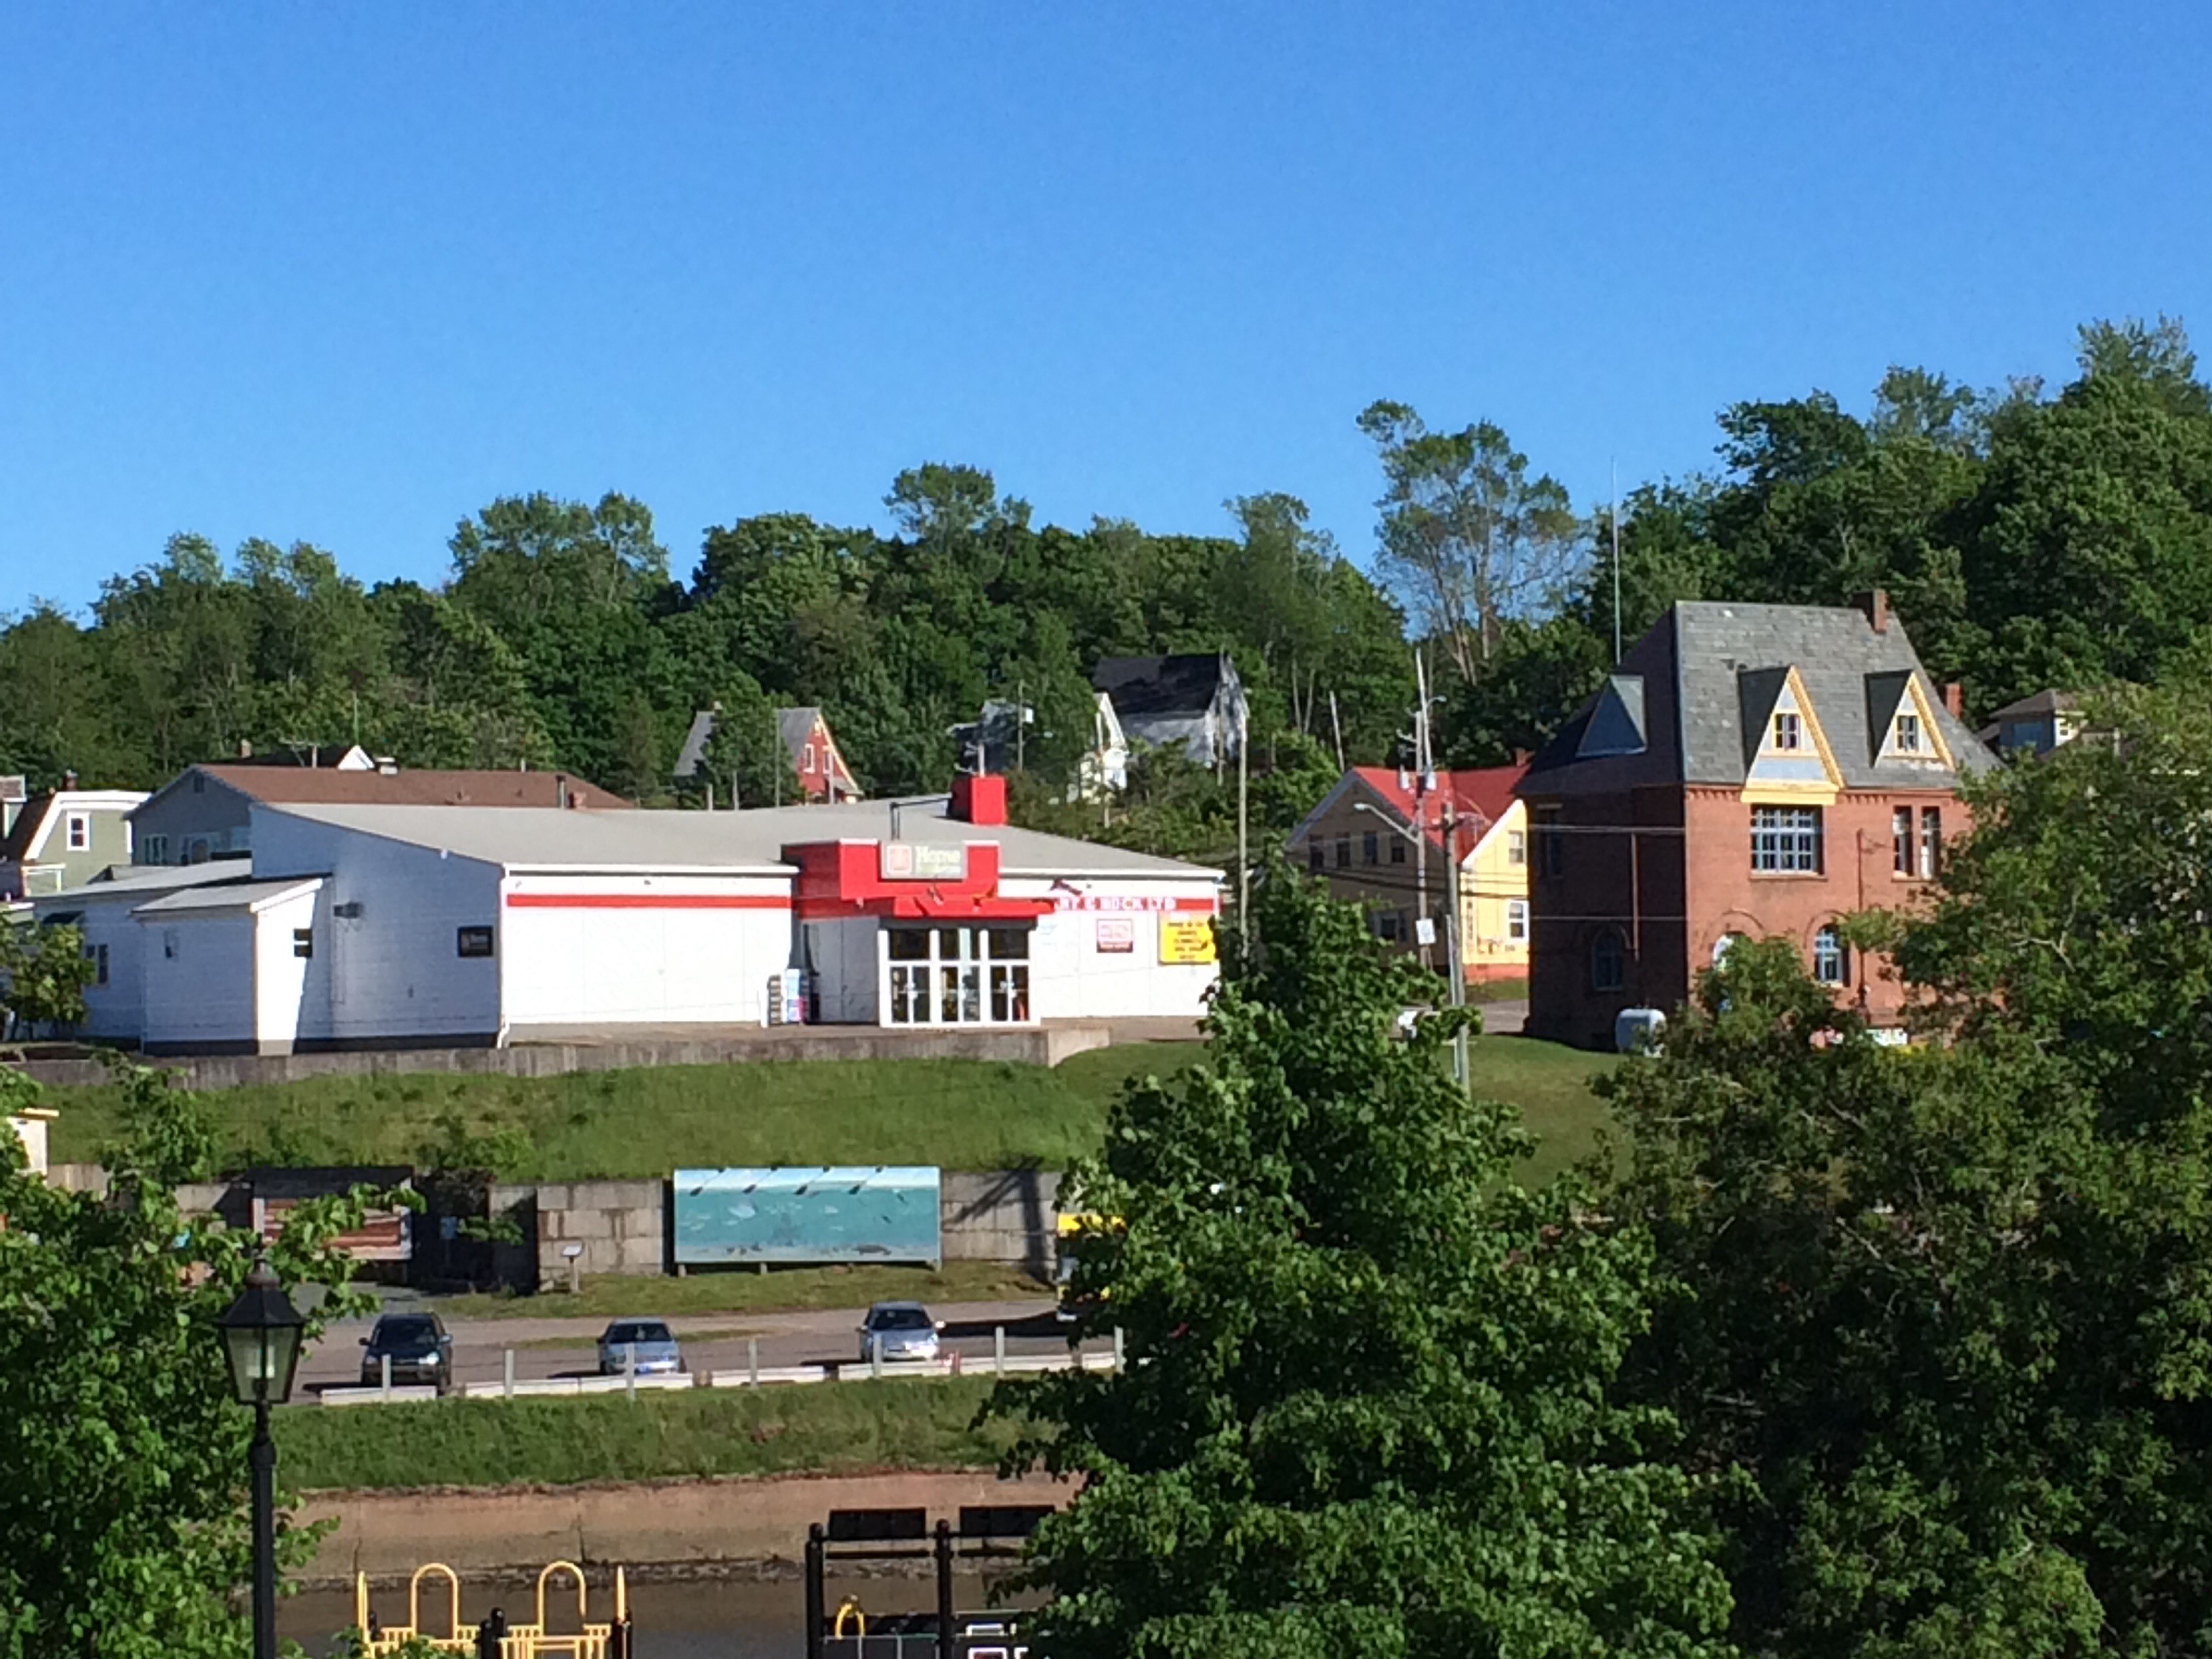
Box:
1813;924;1849;985
1591;929;1625;992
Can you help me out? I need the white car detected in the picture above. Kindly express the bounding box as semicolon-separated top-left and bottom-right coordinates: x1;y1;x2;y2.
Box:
858;1302;943;1364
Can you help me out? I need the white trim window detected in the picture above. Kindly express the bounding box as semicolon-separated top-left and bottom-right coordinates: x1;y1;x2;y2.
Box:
1771;712;1803;752
1506;899;1530;943
1751;806;1822;873
1813;924;1849;985
65;812;89;851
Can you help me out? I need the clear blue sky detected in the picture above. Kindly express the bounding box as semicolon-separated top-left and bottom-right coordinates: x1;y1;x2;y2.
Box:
5;2;2208;613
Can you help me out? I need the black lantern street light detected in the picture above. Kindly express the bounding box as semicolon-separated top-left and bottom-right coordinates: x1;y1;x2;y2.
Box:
218;1256;306;1659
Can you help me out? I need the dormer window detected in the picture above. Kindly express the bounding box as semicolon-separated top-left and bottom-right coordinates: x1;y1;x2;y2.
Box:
1771;712;1803;752
1893;712;1923;754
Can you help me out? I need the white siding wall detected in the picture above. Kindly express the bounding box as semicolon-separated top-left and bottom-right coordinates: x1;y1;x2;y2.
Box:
142;914;258;1050
251;887;327;1054
499;875;794;1030
251;808;504;1044
72;895;152;1040
1003;877;1222;1021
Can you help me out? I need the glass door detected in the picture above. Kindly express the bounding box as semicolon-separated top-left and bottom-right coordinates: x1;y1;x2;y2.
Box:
883;924;1034;1025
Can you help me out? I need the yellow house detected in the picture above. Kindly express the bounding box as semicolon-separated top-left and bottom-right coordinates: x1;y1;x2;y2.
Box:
1287;765;1532;984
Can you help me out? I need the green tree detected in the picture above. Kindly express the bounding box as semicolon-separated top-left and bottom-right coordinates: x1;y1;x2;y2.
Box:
1605;667;2212;1655
1359;401;1582;683
695;676;787;807
0;920;96;1035
0;1067;393;1655
995;871;1734;1658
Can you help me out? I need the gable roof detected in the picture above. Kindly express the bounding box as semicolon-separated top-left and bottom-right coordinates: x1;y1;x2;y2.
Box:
1989;688;2082;721
1090;655;1237;717
674;707;852;785
1524;600;1996;797
140;765;631;815
0;790;149;865
1287;764;1528;861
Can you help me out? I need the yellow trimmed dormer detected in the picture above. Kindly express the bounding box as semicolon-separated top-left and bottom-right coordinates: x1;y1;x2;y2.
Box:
1741;667;1843;805
1876;674;1956;769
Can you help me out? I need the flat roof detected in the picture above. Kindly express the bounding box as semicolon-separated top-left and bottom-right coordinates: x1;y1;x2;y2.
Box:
260;800;1221;882
134;877;323;916
43;862;255;901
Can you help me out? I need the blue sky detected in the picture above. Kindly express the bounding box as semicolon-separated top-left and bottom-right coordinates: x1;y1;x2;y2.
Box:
4;2;2208;613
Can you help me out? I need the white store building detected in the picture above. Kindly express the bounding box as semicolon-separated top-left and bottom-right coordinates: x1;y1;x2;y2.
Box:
39;775;1223;1054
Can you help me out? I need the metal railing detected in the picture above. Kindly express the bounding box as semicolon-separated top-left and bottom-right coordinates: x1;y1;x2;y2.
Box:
316;1330;1123;1408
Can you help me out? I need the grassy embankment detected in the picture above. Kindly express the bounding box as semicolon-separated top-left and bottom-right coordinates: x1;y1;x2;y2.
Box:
45;1037;1609;1182
276;1376;1015;1492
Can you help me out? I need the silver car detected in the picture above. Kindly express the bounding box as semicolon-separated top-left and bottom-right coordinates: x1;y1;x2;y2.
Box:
858;1301;943;1364
596;1319;684;1376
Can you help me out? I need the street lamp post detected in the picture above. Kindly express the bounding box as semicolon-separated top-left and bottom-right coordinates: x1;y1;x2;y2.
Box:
218;1256;306;1659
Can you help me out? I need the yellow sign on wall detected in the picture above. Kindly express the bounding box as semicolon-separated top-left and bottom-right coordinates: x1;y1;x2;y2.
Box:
1159;918;1217;964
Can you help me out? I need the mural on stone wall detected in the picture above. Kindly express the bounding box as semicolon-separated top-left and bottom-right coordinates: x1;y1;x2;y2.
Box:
672;1166;941;1267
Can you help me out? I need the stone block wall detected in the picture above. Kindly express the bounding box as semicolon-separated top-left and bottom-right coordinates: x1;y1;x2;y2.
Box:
533;1179;665;1281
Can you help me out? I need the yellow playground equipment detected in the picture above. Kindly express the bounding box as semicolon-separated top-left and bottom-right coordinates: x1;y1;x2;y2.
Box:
356;1560;632;1657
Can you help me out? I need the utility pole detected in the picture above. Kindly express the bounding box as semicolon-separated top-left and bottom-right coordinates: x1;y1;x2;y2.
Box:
1442;799;1468;1088
1236;695;1250;948
1016;680;1026;773
1413;650;1431;972
1611;458;1624;666
1328;690;1345;772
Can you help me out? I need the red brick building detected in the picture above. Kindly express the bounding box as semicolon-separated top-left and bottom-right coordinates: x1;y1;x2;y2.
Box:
1517;593;1994;1049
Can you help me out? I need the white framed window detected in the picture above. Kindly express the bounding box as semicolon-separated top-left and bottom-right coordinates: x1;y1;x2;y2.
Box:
1751;806;1822;873
803;743;817;773
1771;712;1803;752
1507;830;1526;867
1919;807;1942;879
66;813;89;851
1893;712;1923;754
1813;924;1849;985
1507;900;1529;943
142;834;169;865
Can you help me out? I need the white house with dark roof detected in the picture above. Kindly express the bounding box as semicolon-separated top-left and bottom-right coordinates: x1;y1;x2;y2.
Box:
61;774;1220;1054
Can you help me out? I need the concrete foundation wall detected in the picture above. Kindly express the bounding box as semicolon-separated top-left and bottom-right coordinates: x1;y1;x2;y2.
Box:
10;1021;1118;1091
941;1168;1062;1275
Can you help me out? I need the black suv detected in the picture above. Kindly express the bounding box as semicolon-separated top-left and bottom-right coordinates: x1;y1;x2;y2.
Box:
359;1312;455;1393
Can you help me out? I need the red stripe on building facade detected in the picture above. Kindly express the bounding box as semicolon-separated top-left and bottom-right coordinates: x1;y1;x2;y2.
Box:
504;893;792;909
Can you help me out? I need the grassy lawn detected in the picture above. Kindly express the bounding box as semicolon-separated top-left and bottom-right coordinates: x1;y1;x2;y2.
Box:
1472;1036;1616;1184
276;1376;1015;1492
434;1261;1046;1322
43;1036;1612;1187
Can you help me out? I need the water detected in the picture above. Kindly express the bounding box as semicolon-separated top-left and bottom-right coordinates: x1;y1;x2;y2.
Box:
283;1571;1031;1657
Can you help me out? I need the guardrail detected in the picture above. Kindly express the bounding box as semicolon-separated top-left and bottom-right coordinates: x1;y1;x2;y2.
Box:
314;1330;1124;1407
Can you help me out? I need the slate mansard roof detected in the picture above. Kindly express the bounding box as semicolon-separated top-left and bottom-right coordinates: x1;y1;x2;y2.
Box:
1522;600;1997;798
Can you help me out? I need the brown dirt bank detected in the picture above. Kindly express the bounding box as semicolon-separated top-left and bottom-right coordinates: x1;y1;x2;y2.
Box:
298;1467;1072;1587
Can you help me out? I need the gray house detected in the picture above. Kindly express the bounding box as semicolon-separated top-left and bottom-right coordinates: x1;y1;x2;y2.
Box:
0;785;148;900
1090;655;1247;769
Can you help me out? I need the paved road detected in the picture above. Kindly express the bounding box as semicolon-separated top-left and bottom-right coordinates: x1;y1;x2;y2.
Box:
300;1296;1088;1394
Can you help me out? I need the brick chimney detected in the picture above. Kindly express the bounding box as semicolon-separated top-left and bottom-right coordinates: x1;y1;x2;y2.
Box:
1942;682;1965;719
951;773;1008;826
1511;747;1532;767
1853;588;1890;634
62;769;78;790
238;738;253;758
